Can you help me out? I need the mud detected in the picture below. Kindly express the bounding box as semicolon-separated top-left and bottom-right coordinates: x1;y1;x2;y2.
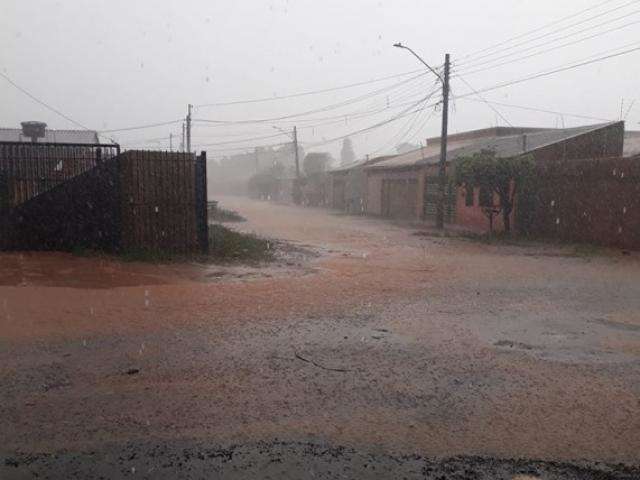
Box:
1;196;639;478
2;441;639;479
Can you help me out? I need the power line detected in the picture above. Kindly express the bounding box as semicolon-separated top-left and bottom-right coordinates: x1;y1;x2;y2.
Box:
196;43;634;152
371;107;434;156
190;131;289;147
194;68;424;108
0;70;92;131
184;93;435;150
192;72;429;126
458;0;628;61
191;141;291;153
457;30;640;78
453;74;513;127
456;97;614;122
99;119;183;133
304;96;436;149
456;10;640;74
458;0;640;66
456;45;640;98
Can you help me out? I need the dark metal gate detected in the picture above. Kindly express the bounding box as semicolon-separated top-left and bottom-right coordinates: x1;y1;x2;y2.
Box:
0;142;120;208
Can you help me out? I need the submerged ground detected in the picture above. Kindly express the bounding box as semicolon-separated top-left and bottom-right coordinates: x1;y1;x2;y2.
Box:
1;196;639;479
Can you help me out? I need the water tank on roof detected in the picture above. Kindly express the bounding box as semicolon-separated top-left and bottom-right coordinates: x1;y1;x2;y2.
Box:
20;121;47;143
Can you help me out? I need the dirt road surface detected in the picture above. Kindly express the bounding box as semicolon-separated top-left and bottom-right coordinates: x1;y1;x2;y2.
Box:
1;196;639;479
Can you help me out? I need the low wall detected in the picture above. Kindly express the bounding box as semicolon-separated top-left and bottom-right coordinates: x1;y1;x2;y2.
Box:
521;156;640;249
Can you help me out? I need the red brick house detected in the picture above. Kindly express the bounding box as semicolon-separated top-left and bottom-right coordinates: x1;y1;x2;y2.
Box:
363;122;625;233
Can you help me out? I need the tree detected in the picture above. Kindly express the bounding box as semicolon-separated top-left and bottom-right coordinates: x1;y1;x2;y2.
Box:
340;138;356;166
247;161;286;200
303;152;332;176
454;149;535;234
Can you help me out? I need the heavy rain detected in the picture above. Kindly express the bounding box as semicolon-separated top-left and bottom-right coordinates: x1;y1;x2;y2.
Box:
1;1;640;479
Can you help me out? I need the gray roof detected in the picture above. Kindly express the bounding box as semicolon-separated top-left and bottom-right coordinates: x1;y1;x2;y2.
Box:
367;123;619;170
0;128;101;144
329;155;396;173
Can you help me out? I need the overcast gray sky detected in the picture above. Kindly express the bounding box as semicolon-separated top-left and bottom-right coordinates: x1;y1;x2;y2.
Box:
2;0;639;160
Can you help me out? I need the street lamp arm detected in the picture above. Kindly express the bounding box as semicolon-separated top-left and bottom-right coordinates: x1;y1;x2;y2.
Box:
393;42;444;84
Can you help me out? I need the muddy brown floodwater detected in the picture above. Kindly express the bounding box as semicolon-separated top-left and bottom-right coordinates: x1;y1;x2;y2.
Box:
1;196;640;479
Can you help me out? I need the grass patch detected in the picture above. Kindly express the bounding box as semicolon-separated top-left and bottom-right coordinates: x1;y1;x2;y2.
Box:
210;208;246;223
70;225;274;264
208;224;274;262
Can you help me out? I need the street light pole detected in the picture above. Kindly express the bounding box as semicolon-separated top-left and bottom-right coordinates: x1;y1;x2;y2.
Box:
393;43;450;229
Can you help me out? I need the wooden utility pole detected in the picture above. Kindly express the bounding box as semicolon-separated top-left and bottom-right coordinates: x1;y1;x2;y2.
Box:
169;133;173;152
186;104;193;153
292;126;301;204
181;122;186;152
436;53;450;230
293;126;300;178
254;147;260;173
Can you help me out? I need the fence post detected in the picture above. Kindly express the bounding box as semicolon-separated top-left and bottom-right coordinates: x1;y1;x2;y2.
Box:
196;151;209;254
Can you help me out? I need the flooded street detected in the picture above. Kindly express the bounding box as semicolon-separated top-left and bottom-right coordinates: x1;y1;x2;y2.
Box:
2;197;640;478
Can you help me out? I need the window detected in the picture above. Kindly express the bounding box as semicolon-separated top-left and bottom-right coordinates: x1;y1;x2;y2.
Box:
479;186;493;207
465;185;474;207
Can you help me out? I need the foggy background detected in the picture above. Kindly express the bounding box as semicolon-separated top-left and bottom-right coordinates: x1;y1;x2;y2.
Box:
1;0;638;161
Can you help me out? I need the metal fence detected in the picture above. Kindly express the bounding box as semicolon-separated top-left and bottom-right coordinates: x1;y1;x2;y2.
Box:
1;143;208;254
0;142;120;209
119;150;208;253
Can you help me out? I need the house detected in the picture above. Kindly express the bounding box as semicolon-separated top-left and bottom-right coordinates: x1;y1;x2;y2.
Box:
364;122;625;232
624;130;640;157
326;155;396;214
0;123;101;144
0;122;117;208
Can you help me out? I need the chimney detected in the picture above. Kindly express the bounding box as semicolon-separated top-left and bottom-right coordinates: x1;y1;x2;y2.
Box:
522;134;528;152
21;121;47;143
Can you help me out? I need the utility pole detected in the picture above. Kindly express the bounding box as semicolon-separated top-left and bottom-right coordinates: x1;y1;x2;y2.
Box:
186;104;193;153
169;133;173;152
293;126;301;205
436;53;450;230
254;147;259;173
393;43;450;230
181;122;186;152
273;124;302;204
293;126;300;178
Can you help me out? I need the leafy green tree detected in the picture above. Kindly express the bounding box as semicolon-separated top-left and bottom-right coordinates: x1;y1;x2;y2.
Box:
454;149;535;234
